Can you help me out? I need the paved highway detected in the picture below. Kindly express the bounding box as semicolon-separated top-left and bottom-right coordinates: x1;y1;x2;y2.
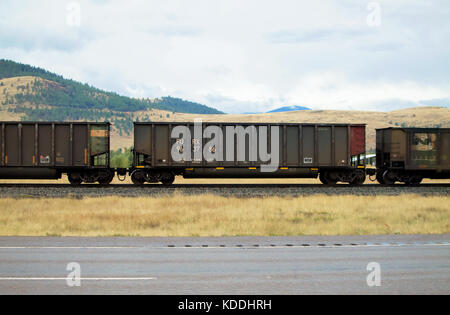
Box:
0;235;449;294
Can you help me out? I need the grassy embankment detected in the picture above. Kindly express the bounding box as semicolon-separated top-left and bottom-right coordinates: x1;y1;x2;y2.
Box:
0;195;448;237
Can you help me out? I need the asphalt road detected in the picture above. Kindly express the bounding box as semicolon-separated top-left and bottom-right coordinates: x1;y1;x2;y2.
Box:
0;235;449;295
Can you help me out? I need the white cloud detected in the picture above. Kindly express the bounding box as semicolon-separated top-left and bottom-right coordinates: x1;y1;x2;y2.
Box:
1;0;449;113
285;72;450;111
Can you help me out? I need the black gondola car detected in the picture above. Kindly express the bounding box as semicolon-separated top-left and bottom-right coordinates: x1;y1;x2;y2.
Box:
0;122;114;185
131;122;367;185
376;127;450;184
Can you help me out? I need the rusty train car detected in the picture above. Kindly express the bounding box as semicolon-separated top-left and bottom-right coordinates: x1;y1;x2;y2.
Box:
0;122;114;185
376;127;450;184
0;121;449;186
130;122;367;185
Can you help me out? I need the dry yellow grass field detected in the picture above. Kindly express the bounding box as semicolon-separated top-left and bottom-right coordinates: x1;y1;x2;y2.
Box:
0;195;448;237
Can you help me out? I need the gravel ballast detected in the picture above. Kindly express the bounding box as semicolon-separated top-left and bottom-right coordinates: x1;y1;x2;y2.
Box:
0;184;449;198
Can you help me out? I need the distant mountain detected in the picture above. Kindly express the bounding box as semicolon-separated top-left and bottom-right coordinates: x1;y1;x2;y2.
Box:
0;59;223;135
267;105;311;113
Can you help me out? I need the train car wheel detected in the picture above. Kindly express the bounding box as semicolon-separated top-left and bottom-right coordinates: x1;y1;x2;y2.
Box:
319;172;328;185
350;175;365;186
68;174;82;186
349;170;366;186
131;171;146;186
161;173;175;186
98;171;114;186
319;172;337;185
405;176;422;185
382;171;396;185
376;172;385;185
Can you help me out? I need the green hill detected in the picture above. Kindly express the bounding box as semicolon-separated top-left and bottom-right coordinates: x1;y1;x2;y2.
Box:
0;59;223;135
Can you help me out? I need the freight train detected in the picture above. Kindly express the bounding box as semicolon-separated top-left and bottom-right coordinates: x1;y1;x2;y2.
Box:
0;121;448;186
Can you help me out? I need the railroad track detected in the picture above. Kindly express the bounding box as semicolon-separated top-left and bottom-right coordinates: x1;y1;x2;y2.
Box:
0;183;449;198
0;183;450;188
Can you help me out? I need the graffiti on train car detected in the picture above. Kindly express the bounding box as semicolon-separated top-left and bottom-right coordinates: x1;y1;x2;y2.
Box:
170;119;280;172
411;133;437;165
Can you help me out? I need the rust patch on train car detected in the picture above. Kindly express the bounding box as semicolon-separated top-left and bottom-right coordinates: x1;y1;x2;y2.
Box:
350;126;365;156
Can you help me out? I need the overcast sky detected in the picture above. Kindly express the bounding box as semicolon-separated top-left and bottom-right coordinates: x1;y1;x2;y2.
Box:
1;0;449;113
